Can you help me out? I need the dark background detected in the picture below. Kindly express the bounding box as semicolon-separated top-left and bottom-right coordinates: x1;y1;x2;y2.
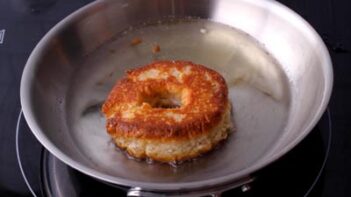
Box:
0;0;350;196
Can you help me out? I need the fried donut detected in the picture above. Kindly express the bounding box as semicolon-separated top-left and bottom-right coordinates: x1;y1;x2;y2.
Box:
102;60;232;163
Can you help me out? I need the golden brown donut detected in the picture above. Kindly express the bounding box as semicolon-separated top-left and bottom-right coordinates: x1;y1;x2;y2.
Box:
102;60;232;163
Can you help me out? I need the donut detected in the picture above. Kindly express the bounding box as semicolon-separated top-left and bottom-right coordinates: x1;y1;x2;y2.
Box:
102;60;232;163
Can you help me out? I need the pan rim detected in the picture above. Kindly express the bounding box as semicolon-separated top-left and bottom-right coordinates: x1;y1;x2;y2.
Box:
20;0;333;191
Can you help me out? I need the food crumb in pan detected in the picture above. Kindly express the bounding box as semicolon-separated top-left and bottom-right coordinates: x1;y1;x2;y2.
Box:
108;71;114;77
130;37;142;46
200;28;207;34
152;44;161;53
96;81;104;86
96;71;115;86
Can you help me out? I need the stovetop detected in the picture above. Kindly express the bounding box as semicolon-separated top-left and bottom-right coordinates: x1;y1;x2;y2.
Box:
1;0;351;196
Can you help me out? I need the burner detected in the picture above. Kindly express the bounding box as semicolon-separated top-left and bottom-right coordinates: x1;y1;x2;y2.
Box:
16;110;331;196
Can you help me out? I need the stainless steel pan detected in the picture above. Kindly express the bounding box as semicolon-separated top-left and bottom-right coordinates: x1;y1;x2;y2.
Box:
20;0;333;195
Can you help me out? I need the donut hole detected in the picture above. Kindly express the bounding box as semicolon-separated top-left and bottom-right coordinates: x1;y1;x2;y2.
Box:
142;91;183;109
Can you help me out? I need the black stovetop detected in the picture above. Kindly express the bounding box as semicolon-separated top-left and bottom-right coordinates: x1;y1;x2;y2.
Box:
1;0;351;196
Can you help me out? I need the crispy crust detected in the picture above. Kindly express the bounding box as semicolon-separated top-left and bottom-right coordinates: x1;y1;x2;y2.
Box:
101;60;230;162
112;105;231;162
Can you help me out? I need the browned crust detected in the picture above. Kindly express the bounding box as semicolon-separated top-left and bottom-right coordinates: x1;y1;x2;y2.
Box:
112;104;231;162
102;60;229;140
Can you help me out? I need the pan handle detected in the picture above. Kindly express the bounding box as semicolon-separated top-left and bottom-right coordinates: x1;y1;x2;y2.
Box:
126;176;254;197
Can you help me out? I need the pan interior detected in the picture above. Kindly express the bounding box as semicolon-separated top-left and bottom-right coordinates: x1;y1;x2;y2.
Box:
64;18;291;183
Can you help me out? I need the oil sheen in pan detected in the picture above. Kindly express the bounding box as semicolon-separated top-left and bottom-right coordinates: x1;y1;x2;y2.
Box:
64;18;291;182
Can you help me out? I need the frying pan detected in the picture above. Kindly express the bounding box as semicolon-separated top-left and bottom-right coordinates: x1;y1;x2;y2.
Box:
20;0;333;195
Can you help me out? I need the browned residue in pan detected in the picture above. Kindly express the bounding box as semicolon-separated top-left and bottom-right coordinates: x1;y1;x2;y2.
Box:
152;44;161;54
130;37;142;46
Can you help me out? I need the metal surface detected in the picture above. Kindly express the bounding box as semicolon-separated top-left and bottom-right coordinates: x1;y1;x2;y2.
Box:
125;176;254;197
20;0;333;193
41;150;253;197
15;111;41;197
